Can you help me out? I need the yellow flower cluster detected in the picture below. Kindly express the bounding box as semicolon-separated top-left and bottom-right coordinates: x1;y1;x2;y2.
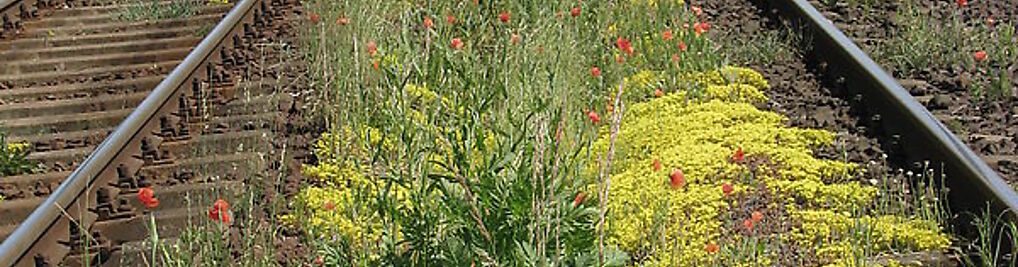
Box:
590;67;948;265
288;83;496;255
678;66;770;92
792;209;949;266
614;69;663;101
291;155;410;255
5;141;30;154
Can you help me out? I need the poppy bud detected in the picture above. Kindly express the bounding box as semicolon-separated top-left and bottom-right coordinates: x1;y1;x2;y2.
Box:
572;192;585;207
670;169;685;189
732;147;745;163
974;51;988;61
451;38;464;50
498;12;510;23
752;211;764;222
423;17;434;29
722;183;733;197
706;242;720;254
587;110;601;124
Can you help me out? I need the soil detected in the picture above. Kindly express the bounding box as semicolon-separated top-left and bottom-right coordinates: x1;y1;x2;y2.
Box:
695;0;899;184
810;0;1018;183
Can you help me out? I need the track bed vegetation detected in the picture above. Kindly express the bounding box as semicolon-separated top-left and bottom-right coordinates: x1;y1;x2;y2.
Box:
284;0;980;266
813;0;1018;185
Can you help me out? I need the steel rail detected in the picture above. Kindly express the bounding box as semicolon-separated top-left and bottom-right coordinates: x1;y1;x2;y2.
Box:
0;0;280;265
763;0;1018;215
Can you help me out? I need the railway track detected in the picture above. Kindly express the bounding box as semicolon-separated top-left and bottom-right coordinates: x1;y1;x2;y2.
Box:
0;0;303;266
0;0;1013;266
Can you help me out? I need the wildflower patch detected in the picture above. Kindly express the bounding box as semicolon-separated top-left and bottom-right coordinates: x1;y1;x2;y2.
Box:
590;68;949;266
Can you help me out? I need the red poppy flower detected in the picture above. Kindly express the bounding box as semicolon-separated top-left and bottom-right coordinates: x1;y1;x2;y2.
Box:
572;192;585;207
677;41;688;52
337;17;350;26
309;13;320;23
722;182;733;197
653;159;662;172
451;38;464;50
662;30;673;41
692;6;703;16
587;110;601;124
751;211;764;222
654;88;664;98
314;256;324;266
706;242;720;254
511;33;520;44
323;201;336;211
498;12;510;23
669;169;685;189
372;60;380;70
137;187;159;209
208;199;231;223
590;67;601;77
423;17;434;29
743;218;755;231
693;22;710;36
733;147;745;163
957;0;967;7
571;7;581;17
446;15;456;24
366;41;377;56
615;37;633;57
974;51;987;61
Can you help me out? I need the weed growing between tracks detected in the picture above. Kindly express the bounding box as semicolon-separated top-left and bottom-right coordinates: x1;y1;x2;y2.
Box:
291;0;952;266
0;132;34;177
113;0;223;22
131;24;306;266
876;0;1016;100
820;0;1017;100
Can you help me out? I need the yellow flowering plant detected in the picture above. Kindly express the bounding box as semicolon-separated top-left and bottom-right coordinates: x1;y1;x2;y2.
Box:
588;67;949;266
1;133;34;176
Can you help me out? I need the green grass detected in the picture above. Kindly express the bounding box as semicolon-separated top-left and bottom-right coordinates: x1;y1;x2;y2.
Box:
718;26;800;67
115;0;205;21
874;0;1016;100
292;0;959;266
295;0;722;265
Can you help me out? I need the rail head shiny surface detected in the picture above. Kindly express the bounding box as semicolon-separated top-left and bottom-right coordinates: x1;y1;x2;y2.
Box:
0;0;261;265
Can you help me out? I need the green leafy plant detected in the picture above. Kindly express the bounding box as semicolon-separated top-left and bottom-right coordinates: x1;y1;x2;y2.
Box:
1;133;34;176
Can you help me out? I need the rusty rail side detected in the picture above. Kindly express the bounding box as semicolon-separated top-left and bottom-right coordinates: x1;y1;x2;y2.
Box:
0;0;286;265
